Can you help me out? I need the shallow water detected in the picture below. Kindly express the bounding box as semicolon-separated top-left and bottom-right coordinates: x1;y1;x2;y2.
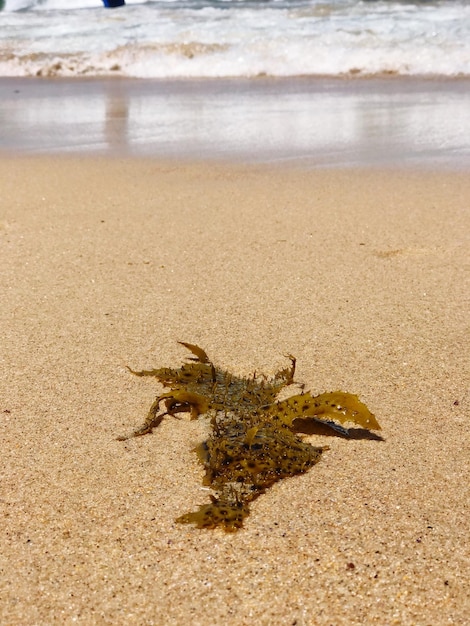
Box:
1;76;469;167
1;0;469;78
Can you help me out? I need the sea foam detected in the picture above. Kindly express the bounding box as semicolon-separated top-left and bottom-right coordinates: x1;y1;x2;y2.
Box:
1;0;469;78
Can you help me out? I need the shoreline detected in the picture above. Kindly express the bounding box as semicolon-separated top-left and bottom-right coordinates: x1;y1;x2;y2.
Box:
1;156;469;624
1;76;469;168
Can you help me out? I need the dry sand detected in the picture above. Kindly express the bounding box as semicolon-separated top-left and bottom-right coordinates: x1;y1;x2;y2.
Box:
1;155;469;625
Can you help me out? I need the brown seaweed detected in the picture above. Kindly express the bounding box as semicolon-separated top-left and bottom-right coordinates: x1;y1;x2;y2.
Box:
119;342;381;531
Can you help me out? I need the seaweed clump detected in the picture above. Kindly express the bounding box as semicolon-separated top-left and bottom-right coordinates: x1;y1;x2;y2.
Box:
119;342;381;531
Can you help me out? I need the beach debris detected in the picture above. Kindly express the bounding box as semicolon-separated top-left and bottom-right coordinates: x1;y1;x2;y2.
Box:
119;342;381;531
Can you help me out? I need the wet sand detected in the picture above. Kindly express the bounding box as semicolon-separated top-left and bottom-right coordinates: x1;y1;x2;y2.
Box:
1;153;469;624
1;76;470;167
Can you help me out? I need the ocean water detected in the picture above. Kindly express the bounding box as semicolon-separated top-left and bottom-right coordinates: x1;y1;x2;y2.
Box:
1;0;469;78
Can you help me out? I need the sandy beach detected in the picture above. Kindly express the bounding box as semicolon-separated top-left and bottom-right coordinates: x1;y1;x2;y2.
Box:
1;148;469;625
2;77;470;167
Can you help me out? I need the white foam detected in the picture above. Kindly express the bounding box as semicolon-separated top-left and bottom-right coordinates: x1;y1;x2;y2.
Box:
3;0;146;9
1;1;469;78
